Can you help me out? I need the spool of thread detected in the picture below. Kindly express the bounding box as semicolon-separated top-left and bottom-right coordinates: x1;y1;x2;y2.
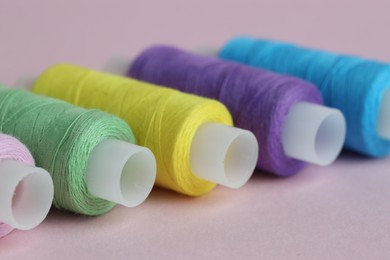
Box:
108;46;345;176
218;36;390;157
31;64;259;196
0;85;156;215
0;133;53;238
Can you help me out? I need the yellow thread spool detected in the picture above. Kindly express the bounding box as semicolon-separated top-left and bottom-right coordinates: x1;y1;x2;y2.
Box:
33;64;234;196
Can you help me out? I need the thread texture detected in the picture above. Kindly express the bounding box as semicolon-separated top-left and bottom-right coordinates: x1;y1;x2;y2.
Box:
219;36;390;157
33;64;233;196
0;85;135;215
129;45;322;176
0;133;35;238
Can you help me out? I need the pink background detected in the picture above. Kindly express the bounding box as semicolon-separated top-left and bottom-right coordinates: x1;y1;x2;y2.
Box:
1;0;390;259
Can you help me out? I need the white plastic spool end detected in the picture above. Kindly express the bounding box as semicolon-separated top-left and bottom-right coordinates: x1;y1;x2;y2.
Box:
377;89;390;139
193;46;220;57
0;160;54;230
282;102;346;166
103;56;133;76
190;123;258;189
86;139;156;208
13;76;37;90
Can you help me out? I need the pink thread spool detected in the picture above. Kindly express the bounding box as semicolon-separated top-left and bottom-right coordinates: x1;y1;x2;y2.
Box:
0;134;53;238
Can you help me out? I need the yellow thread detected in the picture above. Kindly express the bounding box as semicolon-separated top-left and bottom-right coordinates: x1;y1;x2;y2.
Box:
33;64;233;196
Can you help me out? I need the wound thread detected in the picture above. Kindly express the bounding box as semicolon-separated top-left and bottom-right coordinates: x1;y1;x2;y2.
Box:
129;45;323;176
32;64;233;196
0;85;135;215
219;36;390;157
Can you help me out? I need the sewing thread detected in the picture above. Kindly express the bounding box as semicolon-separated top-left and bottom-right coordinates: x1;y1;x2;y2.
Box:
0;85;135;215
33;64;233;196
129;45;323;176
219;36;390;157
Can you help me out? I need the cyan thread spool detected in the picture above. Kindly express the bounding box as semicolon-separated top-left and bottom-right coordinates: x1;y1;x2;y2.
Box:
26;64;259;196
104;46;346;177
0;133;53;237
0;84;156;216
218;36;390;157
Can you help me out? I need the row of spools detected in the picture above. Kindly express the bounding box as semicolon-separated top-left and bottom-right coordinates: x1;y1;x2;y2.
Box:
1;36;387;238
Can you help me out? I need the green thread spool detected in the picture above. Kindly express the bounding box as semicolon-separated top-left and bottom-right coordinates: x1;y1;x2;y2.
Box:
0;85;156;216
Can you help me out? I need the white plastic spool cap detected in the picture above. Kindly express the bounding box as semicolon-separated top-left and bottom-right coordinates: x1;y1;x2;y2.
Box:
103;56;134;76
193;46;220;57
282;102;346;166
103;50;220;77
377;89;390;139
13;76;37;90
0;160;54;230
86;139;156;208
190;123;258;189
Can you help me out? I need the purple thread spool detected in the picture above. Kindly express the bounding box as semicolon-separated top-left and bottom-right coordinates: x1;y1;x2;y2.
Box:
105;46;346;177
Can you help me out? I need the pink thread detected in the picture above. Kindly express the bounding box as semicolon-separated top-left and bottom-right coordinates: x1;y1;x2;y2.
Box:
0;133;35;239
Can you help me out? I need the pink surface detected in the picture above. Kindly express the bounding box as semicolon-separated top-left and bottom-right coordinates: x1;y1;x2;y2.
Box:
1;0;390;259
2;154;390;259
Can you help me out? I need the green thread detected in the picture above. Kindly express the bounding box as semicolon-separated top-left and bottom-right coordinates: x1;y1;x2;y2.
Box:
0;85;136;215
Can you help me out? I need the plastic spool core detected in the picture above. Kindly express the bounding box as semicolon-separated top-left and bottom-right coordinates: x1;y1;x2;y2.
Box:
193;46;219;57
12;172;53;229
224;133;258;185
103;56;134;76
104;53;219;76
282;102;346;166
120;151;156;205
13;76;37;90
315;114;346;164
190;123;258;189
87;139;156;208
0;160;53;230
377;89;390;139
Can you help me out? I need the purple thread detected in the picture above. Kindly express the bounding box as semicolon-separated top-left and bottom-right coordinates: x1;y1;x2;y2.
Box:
0;133;35;238
129;45;323;177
